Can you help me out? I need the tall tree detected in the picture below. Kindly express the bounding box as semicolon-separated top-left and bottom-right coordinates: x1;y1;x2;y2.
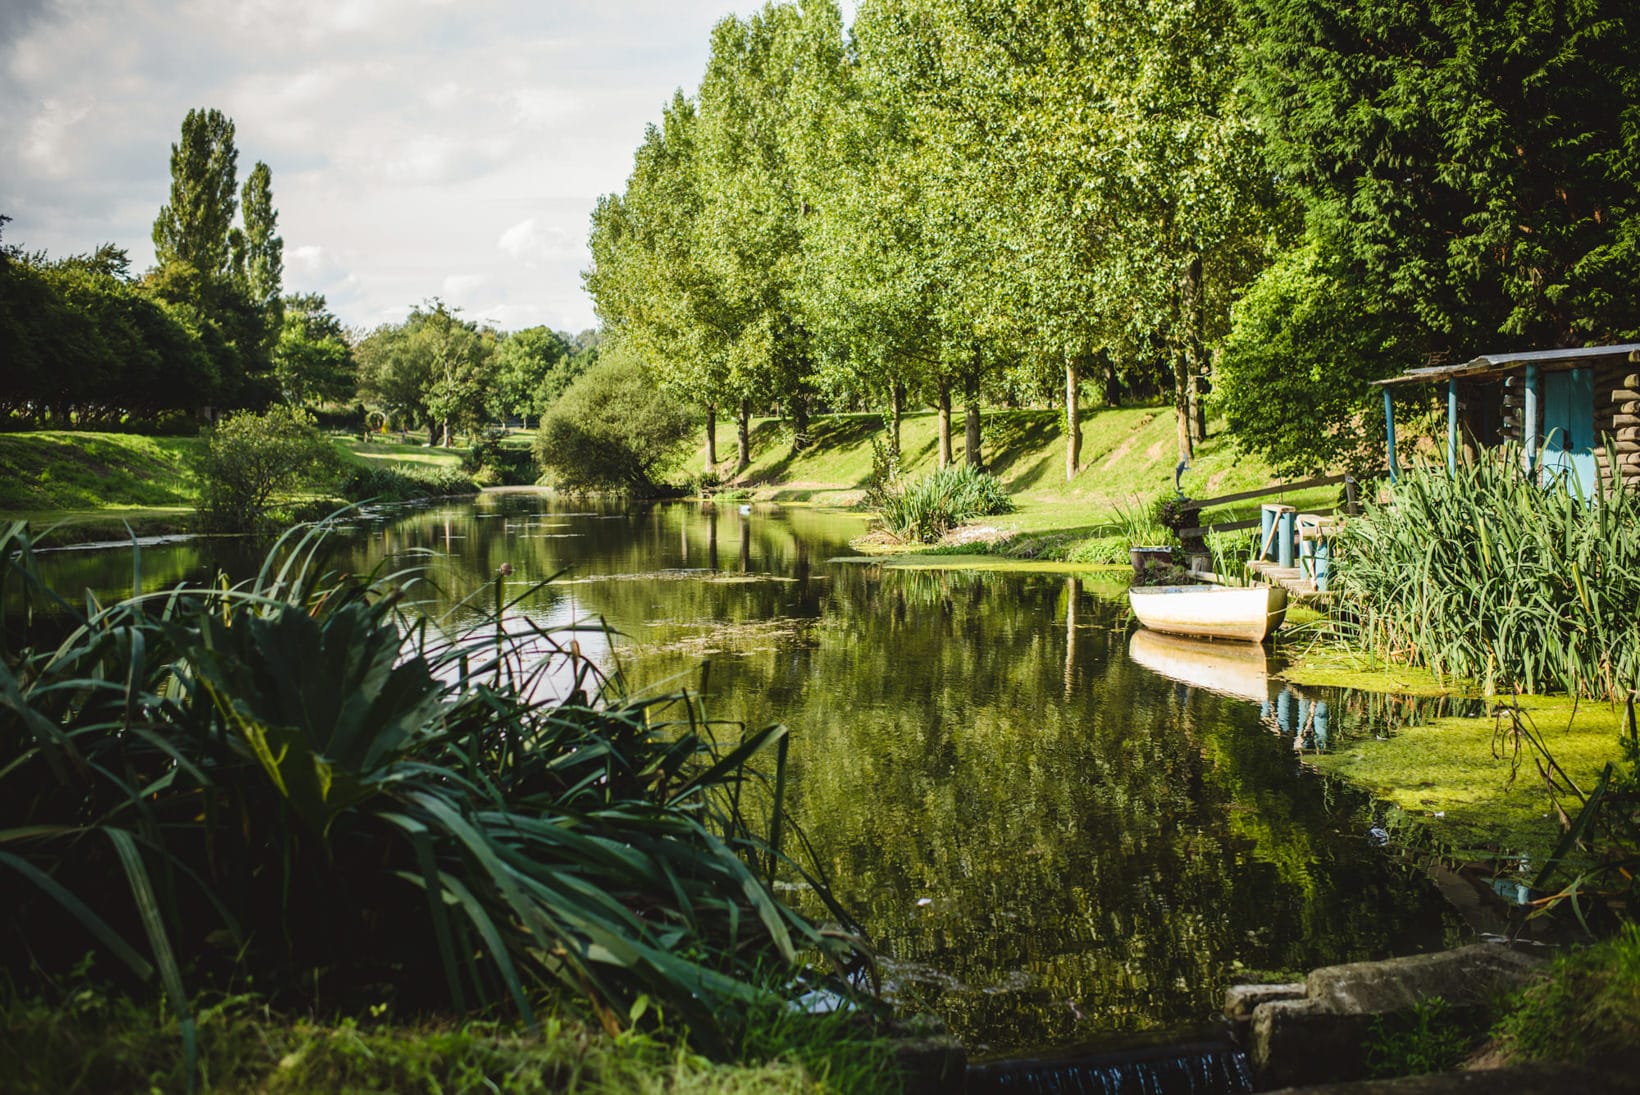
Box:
152;108;240;277
233;161;283;322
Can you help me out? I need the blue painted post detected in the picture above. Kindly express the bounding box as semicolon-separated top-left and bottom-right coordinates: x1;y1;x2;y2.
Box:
1313;700;1330;750
1259;505;1277;560
1383;388;1399;482
1277;689;1294;736
1278;509;1296;569
1314;538;1330;592
1523;363;1541;475
1448;379;1459;474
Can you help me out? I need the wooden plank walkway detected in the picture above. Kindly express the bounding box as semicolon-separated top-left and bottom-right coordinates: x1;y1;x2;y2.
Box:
1247;559;1320;598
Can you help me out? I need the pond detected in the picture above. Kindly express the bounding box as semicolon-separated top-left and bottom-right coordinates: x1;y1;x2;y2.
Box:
30;494;1473;1057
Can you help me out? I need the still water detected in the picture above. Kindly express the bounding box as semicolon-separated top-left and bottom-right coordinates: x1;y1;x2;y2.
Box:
33;495;1469;1056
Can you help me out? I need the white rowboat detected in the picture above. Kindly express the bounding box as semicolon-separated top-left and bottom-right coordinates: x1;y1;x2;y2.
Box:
1128;583;1287;644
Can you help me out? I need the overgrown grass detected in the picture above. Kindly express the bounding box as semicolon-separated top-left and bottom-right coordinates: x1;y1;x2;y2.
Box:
1333;449;1640;700
337;462;480;502
0;432;202;511
874;465;1014;544
1491;922;1640;1065
0;518;874;1083
0;986;893;1094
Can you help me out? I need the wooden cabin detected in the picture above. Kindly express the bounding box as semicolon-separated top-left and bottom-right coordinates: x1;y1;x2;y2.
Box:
1377;343;1640;494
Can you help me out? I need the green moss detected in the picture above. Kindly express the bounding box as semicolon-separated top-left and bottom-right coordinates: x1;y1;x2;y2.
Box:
1279;644;1466;697
1305;693;1628;859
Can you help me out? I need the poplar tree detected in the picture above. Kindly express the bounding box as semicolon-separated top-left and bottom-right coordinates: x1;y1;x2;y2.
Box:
233;161;284;321
152;108;239;277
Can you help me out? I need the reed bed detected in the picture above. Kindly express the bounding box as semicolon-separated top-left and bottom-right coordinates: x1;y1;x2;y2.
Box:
1333;448;1640;699
874;464;1014;544
0;519;869;1073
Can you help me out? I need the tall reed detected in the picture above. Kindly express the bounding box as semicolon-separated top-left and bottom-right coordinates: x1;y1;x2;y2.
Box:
874;464;1014;543
0;518;870;1072
1333;446;1640;699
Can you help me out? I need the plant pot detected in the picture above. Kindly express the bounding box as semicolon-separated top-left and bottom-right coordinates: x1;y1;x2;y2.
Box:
1130;546;1174;576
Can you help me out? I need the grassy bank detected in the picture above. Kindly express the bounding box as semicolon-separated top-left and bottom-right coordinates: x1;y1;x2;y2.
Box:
0;991;894;1094
713;407;1342;562
0;430;471;542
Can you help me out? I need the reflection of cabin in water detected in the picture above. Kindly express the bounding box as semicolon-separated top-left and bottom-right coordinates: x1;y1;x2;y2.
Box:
1376;343;1640;495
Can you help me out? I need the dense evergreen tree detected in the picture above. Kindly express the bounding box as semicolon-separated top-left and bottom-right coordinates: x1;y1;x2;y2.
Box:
152;108;240;278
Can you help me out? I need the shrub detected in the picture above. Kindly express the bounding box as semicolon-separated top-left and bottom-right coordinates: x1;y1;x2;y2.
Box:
338;463;478;502
875;464;1014;544
533;354;698;494
1363;996;1475;1079
196;406;342;533
0;521;871;1071
1334;447;1640;699
461;429;538;487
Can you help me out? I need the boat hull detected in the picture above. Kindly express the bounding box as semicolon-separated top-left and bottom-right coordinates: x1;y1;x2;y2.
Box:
1128;584;1288;643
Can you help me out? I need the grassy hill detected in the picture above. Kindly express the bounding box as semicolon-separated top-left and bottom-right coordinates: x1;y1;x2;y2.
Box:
714;406;1342;550
0;430;469;542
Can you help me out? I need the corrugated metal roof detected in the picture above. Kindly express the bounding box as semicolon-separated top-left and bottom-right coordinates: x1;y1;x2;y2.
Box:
1376;343;1640;386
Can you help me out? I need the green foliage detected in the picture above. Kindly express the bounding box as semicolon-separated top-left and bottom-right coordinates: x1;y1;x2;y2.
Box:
152;108;240;278
1491;923;1640;1064
0;519;872;1068
1333;450;1640;698
196;406;341;531
874;464;1014;544
0;986;878;1094
1363;996;1474;1079
534;354;699;494
355;300;494;444
1237;0;1640;351
460;430;538;487
1216;241;1403;475
337;463;478;503
273;293;353;407
489;327;576;424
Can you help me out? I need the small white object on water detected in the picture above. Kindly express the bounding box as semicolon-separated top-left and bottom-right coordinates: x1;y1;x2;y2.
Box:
738;504;752;515
916;897;933;908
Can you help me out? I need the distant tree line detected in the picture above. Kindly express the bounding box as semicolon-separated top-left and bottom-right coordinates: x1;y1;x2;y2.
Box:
586;0;1640;477
1;109;595;440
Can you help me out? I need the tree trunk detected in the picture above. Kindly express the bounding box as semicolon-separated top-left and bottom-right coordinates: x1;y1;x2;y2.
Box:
964;370;983;469
427;421;438;447
1182;253;1207;445
737;399;751;472
1103;350;1121;406
936;380;953;469
790;394;809;457
890;380;905;458
704;404;718;472
1065;355;1082;481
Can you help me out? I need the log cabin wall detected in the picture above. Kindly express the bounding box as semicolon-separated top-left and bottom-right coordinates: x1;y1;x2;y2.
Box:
1597;358;1640;485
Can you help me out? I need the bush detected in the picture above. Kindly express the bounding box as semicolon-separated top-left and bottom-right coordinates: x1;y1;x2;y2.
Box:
875;464;1014;544
0;521;872;1071
461;429;538;486
533;354;698;495
337;463;478;503
196;406;341;532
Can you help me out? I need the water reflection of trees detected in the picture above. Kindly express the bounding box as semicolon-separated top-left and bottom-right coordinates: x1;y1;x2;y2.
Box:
623;564;1464;1054
32;501;1467;1056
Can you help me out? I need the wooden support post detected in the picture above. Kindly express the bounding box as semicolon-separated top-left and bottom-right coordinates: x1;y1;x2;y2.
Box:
1383;388;1398;482
1524;363;1541;475
1447;379;1459;474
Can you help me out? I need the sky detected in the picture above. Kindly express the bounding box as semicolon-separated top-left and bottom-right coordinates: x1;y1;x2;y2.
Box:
1;0;846;335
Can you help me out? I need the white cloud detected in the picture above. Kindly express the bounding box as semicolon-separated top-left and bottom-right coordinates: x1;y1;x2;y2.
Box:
0;0;782;333
497;217;581;264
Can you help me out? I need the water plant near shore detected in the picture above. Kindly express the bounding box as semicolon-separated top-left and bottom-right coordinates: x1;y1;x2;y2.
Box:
0;518;872;1078
1333;448;1640;700
874;464;1014;544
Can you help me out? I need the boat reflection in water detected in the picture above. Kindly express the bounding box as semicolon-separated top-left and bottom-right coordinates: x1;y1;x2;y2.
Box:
1127;629;1328;750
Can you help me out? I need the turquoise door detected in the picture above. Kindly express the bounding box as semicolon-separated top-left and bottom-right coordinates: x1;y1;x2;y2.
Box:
1541;367;1596;496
